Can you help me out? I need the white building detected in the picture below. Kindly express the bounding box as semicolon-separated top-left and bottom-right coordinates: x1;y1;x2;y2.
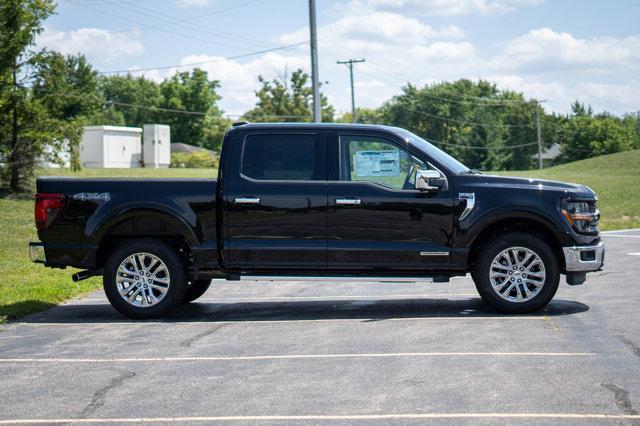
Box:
143;124;171;168
80;126;143;168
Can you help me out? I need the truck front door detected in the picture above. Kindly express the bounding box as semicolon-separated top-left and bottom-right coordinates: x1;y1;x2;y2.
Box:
225;130;327;270
327;131;454;271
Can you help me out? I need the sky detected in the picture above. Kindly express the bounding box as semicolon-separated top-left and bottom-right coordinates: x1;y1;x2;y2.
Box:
39;0;640;118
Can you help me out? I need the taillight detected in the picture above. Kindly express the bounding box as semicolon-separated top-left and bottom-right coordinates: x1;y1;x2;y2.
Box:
34;193;66;230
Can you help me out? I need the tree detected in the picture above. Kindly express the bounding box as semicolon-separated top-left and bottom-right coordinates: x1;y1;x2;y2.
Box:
0;0;64;193
159;68;222;148
32;53;101;120
556;107;639;163
31;53;102;169
375;80;542;170
96;73;162;127
243;69;334;122
338;107;383;124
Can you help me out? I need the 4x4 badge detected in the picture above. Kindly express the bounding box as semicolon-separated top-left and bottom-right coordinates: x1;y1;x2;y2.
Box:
72;192;110;202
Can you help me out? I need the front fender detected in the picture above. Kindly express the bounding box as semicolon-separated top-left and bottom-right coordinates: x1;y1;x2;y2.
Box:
457;205;574;248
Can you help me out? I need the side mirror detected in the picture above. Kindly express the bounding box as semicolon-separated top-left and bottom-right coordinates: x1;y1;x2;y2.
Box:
415;170;445;192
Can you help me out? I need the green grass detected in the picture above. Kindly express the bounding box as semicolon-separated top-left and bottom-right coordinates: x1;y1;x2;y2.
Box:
1;152;638;322
493;150;640;231
0;167;215;324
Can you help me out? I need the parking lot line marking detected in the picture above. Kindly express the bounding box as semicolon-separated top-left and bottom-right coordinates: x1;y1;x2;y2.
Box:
0;413;638;423
0;352;595;363
602;234;640;238
628;252;640;256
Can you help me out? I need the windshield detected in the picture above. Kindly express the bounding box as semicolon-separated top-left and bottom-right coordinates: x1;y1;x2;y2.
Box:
394;129;471;174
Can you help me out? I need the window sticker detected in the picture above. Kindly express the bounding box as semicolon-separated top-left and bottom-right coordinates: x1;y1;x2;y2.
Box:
354;150;400;177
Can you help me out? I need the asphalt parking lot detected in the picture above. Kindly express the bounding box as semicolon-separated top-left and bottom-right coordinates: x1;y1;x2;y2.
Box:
1;230;639;424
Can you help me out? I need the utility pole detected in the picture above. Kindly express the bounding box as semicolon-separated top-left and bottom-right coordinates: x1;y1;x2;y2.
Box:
535;100;546;170
337;58;365;123
308;0;321;123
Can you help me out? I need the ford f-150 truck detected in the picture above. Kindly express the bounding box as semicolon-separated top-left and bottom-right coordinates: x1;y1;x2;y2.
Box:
29;123;604;319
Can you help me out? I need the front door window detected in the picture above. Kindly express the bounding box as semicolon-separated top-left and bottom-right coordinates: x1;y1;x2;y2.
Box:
340;135;425;190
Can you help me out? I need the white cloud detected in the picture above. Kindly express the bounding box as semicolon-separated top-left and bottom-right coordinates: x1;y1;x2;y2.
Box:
278;12;465;57
349;0;544;16
275;11;476;114
37;27;144;63
494;28;640;73
575;81;640;113
489;75;640;115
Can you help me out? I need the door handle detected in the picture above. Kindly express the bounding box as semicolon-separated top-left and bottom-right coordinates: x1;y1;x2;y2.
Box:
234;197;261;204
335;198;361;206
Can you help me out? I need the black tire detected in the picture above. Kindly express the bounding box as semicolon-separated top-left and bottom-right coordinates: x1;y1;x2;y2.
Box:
472;232;560;314
181;279;212;304
103;238;187;319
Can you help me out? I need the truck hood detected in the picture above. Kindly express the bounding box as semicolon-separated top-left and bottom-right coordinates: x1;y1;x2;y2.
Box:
466;174;596;198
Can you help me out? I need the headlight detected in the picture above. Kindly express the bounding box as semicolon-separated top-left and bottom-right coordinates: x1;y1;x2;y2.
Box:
561;199;599;234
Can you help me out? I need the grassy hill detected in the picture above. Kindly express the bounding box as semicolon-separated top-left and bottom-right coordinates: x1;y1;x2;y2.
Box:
1;152;638;323
494;149;640;231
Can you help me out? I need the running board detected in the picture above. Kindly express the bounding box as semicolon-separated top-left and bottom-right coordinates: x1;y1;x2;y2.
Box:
227;275;450;283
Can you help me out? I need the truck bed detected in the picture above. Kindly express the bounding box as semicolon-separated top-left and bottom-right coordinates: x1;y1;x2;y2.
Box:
35;177;218;270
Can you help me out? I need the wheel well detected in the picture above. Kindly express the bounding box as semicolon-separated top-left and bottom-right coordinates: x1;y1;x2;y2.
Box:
467;218;565;272
94;214;193;271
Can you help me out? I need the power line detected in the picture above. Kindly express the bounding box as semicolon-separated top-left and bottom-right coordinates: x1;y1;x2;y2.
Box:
384;101;536;128
60;0;148;4
107;101;208;116
363;63;530;108
71;1;265;52
102;0;276;50
107;101;538;148
105;100;311;119
366;60;530;105
65;0;271;50
98;41;308;74
428;139;538;150
352;67;536;128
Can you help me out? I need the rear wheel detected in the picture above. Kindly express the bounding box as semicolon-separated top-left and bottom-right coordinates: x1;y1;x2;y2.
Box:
181;279;212;304
103;239;186;319
472;232;559;314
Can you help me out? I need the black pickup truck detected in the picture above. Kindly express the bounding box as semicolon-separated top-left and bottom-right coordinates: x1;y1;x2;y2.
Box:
30;123;604;318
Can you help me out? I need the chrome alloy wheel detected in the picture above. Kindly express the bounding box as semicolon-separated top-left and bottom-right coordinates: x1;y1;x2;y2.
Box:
116;253;170;308
489;246;546;303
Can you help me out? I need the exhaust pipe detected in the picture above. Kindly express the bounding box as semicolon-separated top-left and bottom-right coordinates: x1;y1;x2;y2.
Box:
72;270;94;282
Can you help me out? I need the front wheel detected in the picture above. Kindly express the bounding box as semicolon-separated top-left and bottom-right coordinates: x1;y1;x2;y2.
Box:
103;239;187;319
472;232;560;314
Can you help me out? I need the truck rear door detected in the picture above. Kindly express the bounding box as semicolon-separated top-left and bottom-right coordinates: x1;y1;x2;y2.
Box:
224;130;327;270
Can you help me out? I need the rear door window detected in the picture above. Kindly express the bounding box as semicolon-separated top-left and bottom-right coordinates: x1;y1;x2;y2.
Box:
241;133;324;181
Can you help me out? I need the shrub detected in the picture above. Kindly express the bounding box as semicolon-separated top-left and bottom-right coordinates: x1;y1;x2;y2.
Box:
170;151;218;168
